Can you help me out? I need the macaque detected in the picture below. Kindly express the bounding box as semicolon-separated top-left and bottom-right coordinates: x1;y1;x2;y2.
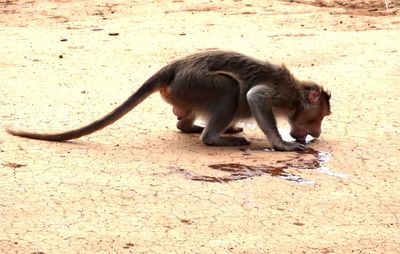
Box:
6;50;331;151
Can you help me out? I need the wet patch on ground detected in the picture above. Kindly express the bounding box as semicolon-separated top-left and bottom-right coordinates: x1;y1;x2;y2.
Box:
178;148;346;184
183;163;312;184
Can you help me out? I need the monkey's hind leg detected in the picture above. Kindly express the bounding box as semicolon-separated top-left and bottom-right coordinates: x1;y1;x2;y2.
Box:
200;105;249;146
177;114;242;134
176;111;204;133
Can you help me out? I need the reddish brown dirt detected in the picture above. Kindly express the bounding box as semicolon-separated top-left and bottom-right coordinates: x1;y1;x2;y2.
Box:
1;0;399;253
286;0;400;15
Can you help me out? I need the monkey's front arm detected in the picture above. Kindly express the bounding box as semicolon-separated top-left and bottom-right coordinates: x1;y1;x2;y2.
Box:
246;85;307;151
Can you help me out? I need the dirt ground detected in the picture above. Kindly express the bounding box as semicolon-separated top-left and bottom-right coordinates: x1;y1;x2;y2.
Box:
1;0;400;253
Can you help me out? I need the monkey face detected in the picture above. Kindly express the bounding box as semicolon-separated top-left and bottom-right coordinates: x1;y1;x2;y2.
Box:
289;104;330;143
289;86;331;143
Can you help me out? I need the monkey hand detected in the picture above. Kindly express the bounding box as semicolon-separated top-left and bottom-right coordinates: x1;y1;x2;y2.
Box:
273;141;307;151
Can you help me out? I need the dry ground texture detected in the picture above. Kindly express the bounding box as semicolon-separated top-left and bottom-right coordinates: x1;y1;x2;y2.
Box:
1;0;400;253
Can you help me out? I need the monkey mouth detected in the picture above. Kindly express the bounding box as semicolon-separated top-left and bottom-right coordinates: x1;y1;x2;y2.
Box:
295;138;306;144
290;133;307;144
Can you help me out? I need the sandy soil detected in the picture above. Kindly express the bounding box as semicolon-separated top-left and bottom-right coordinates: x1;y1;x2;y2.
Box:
1;0;400;253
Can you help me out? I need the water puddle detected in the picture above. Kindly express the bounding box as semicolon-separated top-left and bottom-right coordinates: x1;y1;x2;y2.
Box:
177;128;345;184
184;163;312;184
180;148;346;184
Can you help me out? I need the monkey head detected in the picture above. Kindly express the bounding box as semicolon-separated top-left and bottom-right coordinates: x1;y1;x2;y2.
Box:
289;83;331;143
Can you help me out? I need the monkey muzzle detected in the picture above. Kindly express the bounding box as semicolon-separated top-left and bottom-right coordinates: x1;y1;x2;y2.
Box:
290;132;315;144
295;138;307;144
290;131;306;142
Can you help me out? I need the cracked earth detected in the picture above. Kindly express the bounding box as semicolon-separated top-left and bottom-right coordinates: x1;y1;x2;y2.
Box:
1;0;400;253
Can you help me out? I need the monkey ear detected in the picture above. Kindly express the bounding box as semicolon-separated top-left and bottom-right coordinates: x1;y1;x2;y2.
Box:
307;90;321;104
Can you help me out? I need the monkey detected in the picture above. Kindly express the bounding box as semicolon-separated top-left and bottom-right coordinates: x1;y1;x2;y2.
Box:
5;50;331;151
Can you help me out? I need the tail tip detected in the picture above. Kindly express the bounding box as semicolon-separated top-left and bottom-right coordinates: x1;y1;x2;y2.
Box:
4;124;13;132
4;125;20;135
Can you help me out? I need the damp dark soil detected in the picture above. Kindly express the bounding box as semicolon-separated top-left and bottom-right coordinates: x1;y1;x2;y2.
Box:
181;148;345;184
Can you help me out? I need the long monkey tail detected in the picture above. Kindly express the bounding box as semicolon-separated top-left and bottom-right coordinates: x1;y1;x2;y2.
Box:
5;67;174;141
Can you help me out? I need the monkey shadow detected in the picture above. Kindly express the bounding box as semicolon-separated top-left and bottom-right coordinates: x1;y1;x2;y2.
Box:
57;131;311;156
42;132;343;184
58;131;272;159
41;129;322;156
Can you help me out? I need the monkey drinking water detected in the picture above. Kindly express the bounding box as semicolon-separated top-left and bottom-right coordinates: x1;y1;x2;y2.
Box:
5;50;331;151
